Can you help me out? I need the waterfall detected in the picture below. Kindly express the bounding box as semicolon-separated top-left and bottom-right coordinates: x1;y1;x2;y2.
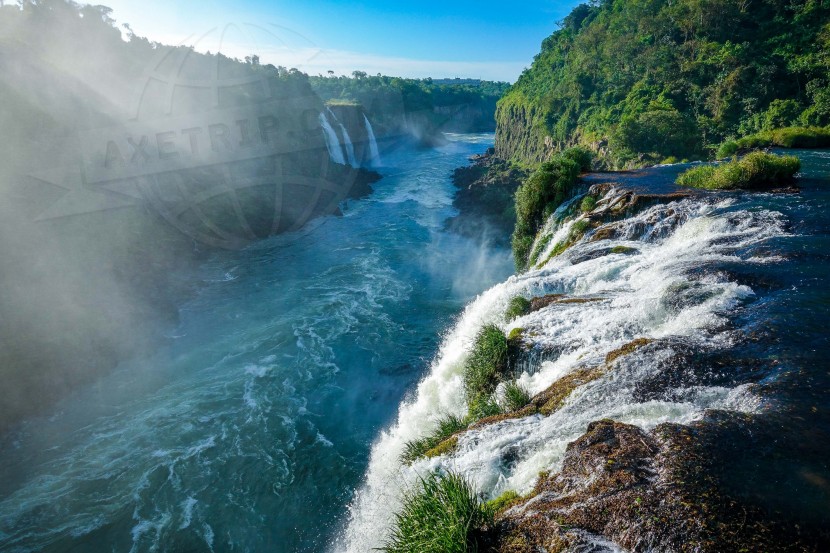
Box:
319;112;346;165
340;192;783;551
363;114;381;167
339;123;358;167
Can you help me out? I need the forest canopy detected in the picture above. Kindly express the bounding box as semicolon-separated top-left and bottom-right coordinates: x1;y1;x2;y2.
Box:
496;0;830;167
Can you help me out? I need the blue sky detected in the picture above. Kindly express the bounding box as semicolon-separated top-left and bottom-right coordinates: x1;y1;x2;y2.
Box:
101;0;581;81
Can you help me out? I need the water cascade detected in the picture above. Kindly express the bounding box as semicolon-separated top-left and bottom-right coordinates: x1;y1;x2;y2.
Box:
341;187;786;551
363;114;381;167
319;112;346;165
339;123;358;167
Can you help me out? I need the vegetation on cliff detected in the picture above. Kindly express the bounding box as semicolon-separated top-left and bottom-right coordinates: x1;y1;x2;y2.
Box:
497;0;830;167
511;147;591;270
310;74;509;133
677;152;800;189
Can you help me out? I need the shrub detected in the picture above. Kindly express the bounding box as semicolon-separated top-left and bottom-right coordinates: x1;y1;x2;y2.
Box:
501;381;532;412
762;99;802;131
676;152;800;190
401;414;467;464
561;146;593;172
612;109;700;159
382;472;493;553
505;296;531;321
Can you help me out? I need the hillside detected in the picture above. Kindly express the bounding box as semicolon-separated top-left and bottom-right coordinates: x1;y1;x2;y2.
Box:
496;0;830;168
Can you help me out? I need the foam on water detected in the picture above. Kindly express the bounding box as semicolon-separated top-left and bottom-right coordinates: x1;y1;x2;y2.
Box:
340;194;788;551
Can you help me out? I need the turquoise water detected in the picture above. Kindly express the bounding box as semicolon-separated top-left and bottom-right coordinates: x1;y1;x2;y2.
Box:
0;134;512;552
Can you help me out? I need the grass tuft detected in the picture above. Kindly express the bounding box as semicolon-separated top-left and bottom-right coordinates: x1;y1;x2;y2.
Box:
382;472;493;553
580;195;597;213
716;126;830;159
501;381;532;412
401;414;467;464
463;324;509;408
676;152;800;190
485;490;521;514
505;296;531;321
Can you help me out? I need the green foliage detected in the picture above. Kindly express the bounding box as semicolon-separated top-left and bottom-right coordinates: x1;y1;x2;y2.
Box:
463;324;509;410
497;0;830;167
401;415;467;464
382;472;493;553
505;297;531;321
580;195;597;213
502;381;532;412
485;490;521;514
512;154;582;271
717;126;830;158
561;146;593;172
309;74;510;132
677;152;801;190
612;110;700;160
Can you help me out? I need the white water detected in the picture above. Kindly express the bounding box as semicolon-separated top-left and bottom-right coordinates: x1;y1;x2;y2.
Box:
339;191;786;551
363;114;381;167
338;123;358;167
319;112;346;165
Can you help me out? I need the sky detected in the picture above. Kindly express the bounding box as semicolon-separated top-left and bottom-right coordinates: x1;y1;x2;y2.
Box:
99;0;582;82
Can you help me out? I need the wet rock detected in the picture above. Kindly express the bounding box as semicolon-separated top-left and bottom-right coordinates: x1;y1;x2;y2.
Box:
490;414;830;552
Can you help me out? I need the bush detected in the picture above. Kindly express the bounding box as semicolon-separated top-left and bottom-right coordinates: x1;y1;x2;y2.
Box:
463;324;509;408
762;99;802;131
561;146;593;172
505;296;531;321
613;109;700;159
382;472;493;553
401;414;467;464
676;152;800;190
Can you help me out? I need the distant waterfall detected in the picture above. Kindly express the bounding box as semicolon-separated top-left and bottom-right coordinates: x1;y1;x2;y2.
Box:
363;114;381;167
319;112;346;165
339;123;358;167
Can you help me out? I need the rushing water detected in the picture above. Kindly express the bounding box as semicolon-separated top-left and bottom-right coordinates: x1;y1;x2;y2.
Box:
342;150;830;551
0;134;512;553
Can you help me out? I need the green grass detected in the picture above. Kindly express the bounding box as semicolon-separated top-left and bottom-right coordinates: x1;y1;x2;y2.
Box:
676;152;800;190
463;324;508;406
580;195;597;213
401;415;467;464
505;297;531;321
717;126;830;159
501;381;532;412
484;490;521;514
512;148;589;271
382;472;493;553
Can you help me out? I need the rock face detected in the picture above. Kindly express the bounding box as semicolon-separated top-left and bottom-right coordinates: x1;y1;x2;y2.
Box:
445;150;528;244
494;100;551;164
492;414;830;553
